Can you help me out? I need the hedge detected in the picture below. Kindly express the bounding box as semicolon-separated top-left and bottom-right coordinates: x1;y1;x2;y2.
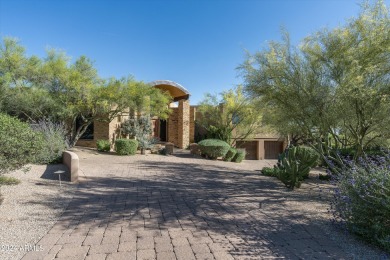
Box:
232;148;246;163
198;139;230;160
115;139;138;155
223;147;237;162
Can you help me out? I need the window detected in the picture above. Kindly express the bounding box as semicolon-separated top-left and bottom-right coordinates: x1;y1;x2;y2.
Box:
76;117;94;140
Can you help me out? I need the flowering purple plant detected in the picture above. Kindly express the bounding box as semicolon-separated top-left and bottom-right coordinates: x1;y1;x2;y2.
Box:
330;151;390;252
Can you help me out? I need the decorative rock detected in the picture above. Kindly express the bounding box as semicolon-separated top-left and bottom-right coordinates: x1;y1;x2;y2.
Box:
165;143;174;155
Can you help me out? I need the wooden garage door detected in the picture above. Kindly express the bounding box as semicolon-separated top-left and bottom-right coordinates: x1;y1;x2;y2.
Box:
264;141;283;159
236;141;257;160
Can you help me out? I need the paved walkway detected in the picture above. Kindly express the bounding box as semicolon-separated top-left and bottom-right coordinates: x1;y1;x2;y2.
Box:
22;149;351;260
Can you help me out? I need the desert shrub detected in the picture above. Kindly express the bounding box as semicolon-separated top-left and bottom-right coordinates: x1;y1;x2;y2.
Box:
300;146;321;167
331;154;390;252
232;148;246;163
115;139;138;155
31;120;68;164
223;147;237;162
121;116;154;154
96;139;111;152
159;148;167;155
198;139;230;160
275;146;319;189
0;175;21;185
0;113;43;174
261;167;276;177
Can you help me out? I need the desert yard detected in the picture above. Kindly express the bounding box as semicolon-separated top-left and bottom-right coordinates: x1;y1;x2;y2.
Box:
0;148;387;260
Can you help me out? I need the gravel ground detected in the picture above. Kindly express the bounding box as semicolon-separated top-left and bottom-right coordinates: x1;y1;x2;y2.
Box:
0;164;76;260
289;169;389;259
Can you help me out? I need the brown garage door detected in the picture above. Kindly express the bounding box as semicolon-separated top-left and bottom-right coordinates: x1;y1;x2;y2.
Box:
236;141;257;160
264;141;283;159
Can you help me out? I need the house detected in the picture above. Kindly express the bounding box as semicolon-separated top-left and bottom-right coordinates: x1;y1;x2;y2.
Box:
76;80;196;149
75;79;286;159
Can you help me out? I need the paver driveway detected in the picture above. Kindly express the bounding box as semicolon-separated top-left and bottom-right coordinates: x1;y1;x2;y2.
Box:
22;148;350;260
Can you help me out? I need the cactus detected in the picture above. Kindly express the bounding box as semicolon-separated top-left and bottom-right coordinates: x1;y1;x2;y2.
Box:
275;146;319;189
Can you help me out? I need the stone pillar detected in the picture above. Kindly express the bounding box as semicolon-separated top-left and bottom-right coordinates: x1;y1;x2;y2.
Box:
189;106;196;143
257;139;265;160
178;100;190;149
168;108;178;146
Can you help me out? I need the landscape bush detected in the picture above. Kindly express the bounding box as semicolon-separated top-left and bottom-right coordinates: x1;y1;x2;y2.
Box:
198;139;230;160
232;148;246;163
0;113;43;174
275;146;319;189
223;147;237;161
32;120;68;164
299;146;321;167
0;175;21;185
261;167;276;177
331;154;390;252
115;139;138;155
96;139;111;152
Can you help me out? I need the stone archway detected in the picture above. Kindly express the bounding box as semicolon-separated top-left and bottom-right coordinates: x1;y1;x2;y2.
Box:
149;80;192;148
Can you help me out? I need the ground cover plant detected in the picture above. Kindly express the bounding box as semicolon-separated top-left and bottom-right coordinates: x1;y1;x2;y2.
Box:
0;175;21;185
96;139;111;152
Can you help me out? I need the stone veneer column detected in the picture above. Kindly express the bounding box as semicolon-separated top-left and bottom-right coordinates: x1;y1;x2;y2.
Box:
178;100;190;149
189;106;196;143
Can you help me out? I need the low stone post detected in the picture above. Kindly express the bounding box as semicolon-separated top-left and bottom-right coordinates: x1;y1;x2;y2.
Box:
165;143;174;155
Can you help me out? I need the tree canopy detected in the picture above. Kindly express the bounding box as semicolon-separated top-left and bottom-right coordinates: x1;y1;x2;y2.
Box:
240;0;390;158
0;38;172;146
197;86;263;146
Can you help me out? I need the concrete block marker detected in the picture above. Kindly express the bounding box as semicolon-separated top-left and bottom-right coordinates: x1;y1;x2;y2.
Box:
63;151;79;182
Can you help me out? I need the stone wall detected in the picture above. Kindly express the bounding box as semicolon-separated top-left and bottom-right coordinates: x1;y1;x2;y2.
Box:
168;108;179;146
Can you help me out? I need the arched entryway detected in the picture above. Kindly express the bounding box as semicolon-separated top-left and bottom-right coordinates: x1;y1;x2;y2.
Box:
149;80;193;148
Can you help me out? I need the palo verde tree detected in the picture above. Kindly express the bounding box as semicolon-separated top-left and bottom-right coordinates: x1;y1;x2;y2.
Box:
240;0;390;159
197;86;263;146
0;38;172;147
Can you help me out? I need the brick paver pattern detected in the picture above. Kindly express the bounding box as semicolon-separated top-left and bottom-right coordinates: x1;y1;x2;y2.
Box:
22;150;349;260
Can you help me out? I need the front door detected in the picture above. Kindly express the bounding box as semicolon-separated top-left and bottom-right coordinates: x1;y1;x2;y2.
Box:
159;120;167;142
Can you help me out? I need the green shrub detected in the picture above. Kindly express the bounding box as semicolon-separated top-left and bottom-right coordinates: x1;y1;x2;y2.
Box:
331;154;390;251
0;113;43;174
261;167;276;177
275;146;319;189
32;120;68;164
96;139;111;152
223;147;237;161
232;149;246;163
159;148;167;155
115;139;138;155
299;146;321;167
198;139;230;160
